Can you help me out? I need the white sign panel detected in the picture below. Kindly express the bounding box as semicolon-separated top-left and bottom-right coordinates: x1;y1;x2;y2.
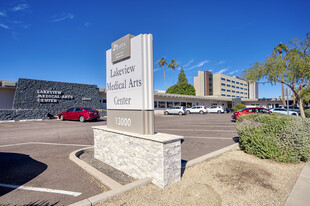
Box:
106;34;153;110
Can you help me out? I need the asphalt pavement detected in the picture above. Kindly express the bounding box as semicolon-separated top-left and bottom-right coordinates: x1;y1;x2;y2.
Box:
0;113;237;205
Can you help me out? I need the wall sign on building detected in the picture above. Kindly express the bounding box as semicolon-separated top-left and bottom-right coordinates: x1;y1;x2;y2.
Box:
106;34;154;135
13;78;100;115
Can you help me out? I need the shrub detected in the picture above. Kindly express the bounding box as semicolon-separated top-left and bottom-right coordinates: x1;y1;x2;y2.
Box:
305;109;310;118
232;103;246;112
237;113;310;163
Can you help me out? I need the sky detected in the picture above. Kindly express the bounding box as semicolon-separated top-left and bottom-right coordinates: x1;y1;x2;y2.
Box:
0;0;309;98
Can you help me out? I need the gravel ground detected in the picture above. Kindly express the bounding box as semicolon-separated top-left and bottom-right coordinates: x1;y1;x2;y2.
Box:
98;150;305;206
79;150;136;185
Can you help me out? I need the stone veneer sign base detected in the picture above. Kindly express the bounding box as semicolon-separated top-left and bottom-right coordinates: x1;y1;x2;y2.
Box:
93;125;183;188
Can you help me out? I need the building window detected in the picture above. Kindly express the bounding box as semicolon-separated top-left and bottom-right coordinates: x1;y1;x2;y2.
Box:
232;80;235;83
232;95;235;97
227;79;231;82
227;89;231;92
240;83;244;85
237;96;239;98
158;101;166;108
236;82;240;84
241;92;243;94
221;83;226;86
187;102;192;108
232;85;235;88
154;101;158;108
221;77;225;81
236;91;240;93
221;88;225;91
227;84;231;87
174;102;181;106
221;94;226;96
232;90;235;93
236;86;239;89
227;94;231;97
181;102;186;107
244;84;247;86
240;87;243;90
167;102;173;108
102;99;107;103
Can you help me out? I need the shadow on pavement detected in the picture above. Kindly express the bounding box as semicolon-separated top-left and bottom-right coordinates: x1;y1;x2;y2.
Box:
23;200;59;206
0;152;47;196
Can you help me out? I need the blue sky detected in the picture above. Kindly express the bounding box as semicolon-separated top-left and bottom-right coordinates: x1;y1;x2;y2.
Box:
0;0;309;98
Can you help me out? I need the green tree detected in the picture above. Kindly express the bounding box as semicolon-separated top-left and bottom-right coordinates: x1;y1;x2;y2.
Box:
242;34;310;118
158;57;167;90
177;66;188;84
274;43;288;106
166;83;196;96
301;86;310;105
168;60;178;85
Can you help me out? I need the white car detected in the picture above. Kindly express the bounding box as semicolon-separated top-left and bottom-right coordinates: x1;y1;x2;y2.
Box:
269;108;299;116
186;106;207;114
164;106;187;115
206;106;224;113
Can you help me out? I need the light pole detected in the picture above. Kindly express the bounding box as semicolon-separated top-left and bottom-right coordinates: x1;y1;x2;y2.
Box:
285;88;290;115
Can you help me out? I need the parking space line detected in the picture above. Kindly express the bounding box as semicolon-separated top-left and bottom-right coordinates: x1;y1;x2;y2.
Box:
0;183;81;197
157;128;237;132
0;142;92;148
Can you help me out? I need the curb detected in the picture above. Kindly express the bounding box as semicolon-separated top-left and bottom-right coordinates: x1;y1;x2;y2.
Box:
69;147;122;189
182;143;239;168
0;119;43;123
69;143;239;205
69;178;152;206
69;147;152;206
284;162;310;206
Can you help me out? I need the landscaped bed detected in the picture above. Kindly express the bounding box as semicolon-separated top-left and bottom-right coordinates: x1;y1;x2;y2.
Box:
98;149;304;206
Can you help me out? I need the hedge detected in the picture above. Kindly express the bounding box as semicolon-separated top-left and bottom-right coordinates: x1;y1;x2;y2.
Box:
305;109;310;118
236;113;310;163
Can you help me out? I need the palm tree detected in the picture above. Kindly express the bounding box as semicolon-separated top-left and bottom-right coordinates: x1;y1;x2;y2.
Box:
274;43;288;106
168;60;178;85
158;57;167;90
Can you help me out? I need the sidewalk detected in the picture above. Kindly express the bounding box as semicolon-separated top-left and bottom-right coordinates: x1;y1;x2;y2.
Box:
285;162;310;206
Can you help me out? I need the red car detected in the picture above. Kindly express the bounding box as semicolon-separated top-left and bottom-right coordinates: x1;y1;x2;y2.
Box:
58;107;100;122
232;107;272;120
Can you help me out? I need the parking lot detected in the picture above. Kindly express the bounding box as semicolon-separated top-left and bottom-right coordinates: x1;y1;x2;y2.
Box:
0;113;237;205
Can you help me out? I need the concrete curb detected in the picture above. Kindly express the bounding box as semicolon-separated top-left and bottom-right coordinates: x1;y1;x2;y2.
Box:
69;147;122;189
69;147;152;206
182;143;239;168
0;119;43;123
69;143;239;205
284;162;310;206
69;178;152;206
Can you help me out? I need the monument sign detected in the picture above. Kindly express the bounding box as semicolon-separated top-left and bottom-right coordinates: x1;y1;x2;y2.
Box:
106;34;154;134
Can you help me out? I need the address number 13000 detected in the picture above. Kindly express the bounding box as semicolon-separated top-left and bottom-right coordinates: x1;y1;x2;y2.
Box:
115;117;131;127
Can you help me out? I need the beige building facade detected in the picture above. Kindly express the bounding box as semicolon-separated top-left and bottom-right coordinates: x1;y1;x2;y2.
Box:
212;73;248;98
194;71;257;99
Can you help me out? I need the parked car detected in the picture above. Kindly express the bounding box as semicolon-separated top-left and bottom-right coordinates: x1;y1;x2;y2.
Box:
278;105;300;114
186;106;207;114
224;108;232;113
206;106;224;113
58;107;100;122
304;106;310;111
232;107;272;120
269;108;299;116
164;106;186;115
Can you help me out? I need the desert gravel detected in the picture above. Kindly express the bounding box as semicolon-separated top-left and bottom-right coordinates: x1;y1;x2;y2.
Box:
98;150;304;206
